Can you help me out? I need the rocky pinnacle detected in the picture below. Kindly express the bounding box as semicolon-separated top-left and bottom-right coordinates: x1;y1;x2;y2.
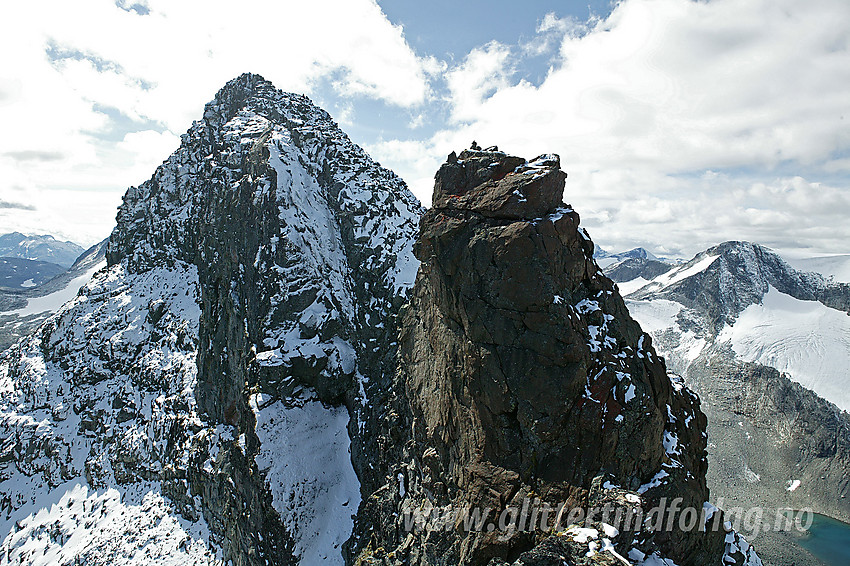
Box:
354;148;743;565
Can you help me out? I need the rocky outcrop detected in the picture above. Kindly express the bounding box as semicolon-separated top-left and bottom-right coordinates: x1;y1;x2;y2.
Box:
354;149;741;565
105;74;423;565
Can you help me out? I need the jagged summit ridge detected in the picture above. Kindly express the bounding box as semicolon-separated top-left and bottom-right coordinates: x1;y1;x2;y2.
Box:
0;74;423;565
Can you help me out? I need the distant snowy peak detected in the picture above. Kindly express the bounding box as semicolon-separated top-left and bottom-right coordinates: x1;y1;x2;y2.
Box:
624;240;850;410
595;246;658;260
0;232;85;268
593;246;682;269
618;247;658;261
629;241;850;331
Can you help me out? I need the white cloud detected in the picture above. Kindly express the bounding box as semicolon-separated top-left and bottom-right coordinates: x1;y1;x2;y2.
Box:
445;41;515;123
370;0;850;256
0;0;436;244
569;169;850;258
446;0;850;172
3;0;850;257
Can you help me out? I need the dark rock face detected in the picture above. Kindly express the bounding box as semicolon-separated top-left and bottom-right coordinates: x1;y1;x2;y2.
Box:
605;258;673;284
684;352;850;524
432;151;565;220
411;151;668;488
355;150;733;565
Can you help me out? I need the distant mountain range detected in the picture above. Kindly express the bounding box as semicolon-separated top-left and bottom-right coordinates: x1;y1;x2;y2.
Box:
0;232;87;292
0;232;85;268
603;241;850;566
594;245;683;268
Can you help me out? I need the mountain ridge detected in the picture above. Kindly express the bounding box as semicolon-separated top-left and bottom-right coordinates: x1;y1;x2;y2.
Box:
619;239;850;565
0;75;762;566
628;241;850;332
0;232;85;268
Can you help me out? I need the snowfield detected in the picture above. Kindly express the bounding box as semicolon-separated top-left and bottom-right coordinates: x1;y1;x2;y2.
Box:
624;299;707;374
717;286;850;412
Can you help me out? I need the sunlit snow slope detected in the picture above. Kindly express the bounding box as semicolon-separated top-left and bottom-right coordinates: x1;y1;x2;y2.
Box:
717;286;850;411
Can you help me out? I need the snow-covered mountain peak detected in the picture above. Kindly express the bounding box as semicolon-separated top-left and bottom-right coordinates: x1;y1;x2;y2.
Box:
629;240;849;332
1;74;423;565
108;72;421;279
622;240;850;538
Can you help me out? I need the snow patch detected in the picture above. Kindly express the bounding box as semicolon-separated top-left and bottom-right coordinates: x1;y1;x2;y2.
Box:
638;254;718;294
253;395;360;565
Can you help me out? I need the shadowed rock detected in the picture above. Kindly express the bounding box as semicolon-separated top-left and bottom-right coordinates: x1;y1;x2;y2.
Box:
354;149;742;565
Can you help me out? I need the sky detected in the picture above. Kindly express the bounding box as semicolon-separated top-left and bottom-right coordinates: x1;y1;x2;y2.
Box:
0;0;848;259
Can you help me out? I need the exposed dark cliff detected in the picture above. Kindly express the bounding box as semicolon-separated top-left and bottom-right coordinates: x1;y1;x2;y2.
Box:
354;150;747;565
0;77;764;566
687;354;850;523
